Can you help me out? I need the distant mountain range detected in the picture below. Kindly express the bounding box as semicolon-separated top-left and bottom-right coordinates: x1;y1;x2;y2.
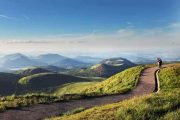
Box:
0;53;45;69
123;55;180;64
74;56;103;64
35;54;68;64
128;57;156;64
0;53;91;70
1;53;178;72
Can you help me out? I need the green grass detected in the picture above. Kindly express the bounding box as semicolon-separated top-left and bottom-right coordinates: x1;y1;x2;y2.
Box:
0;94;61;112
48;63;180;120
67;63;135;78
49;90;180;120
67;68;100;77
0;93;87;112
78;77;105;82
158;64;180;90
0;73;21;96
83;66;144;95
16;65;143;96
15;67;51;76
52;66;144;96
0;65;145;112
17;73;90;94
159;109;180;120
63;107;86;116
53;82;98;96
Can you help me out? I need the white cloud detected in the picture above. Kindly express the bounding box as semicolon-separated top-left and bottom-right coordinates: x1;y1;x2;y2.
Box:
0;23;179;56
0;14;31;20
0;14;13;19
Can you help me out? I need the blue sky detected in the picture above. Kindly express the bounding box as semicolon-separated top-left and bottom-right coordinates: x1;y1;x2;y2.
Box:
0;0;179;37
0;0;180;57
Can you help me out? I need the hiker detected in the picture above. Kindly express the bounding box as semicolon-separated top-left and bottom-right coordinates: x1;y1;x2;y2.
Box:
157;58;162;69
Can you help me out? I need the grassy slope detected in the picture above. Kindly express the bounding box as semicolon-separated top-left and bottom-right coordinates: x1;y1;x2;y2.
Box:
0;94;60;112
67;58;136;78
67;68;100;77
0;73;21;96
53;82;98;95
67;64;135;78
84;66;143;95
52;66;144;96
158;64;180;90
0;66;144;112
15;65;142;96
15;67;51;76
49;63;180;120
17;73;91;94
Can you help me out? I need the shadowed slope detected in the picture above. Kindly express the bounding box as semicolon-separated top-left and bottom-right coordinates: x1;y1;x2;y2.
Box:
0;65;159;120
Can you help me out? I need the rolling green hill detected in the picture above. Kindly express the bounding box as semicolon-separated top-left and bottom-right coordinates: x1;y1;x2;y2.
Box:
0;65;145;111
0;73;21;96
53;66;144;96
17;73;91;94
15;67;52;76
53;82;99;95
47;63;180;120
67;57;136;77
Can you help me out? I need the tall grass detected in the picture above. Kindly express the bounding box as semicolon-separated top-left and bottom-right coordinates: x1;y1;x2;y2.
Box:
0;94;60;112
49;63;180;120
53;66;144;96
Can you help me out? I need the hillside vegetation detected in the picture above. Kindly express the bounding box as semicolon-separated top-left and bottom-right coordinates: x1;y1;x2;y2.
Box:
53;82;98;95
47;63;180;120
0;73;21;96
0;66;144;111
17;73;90;94
67;57;136;77
52;66;144;96
16;67;52;76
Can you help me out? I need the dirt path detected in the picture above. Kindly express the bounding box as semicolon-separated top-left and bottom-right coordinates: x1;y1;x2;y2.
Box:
0;66;159;120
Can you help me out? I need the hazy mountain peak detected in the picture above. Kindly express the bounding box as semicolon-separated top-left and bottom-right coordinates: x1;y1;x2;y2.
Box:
100;57;135;66
38;53;65;57
3;53;27;60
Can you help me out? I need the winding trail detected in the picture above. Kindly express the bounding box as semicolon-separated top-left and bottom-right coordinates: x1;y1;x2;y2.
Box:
0;66;159;120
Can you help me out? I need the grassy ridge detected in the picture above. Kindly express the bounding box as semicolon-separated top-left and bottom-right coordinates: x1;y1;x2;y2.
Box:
17;73;91;94
83;66;144;95
53;82;98;95
0;94;60;112
15;67;51;76
0;93;86;112
0;66;144;112
49;63;180;120
158;64;180;90
52;66;144;96
0;73;21;96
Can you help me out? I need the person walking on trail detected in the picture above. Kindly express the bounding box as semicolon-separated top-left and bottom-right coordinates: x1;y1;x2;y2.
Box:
157;58;162;69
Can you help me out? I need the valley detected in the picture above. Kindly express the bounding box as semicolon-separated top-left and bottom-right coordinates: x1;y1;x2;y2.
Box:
0;1;179;120
0;53;179;120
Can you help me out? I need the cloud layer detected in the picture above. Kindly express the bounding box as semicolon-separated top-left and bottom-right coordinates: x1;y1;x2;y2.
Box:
0;23;179;57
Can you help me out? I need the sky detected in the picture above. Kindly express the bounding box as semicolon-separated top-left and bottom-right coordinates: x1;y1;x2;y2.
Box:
0;0;180;58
